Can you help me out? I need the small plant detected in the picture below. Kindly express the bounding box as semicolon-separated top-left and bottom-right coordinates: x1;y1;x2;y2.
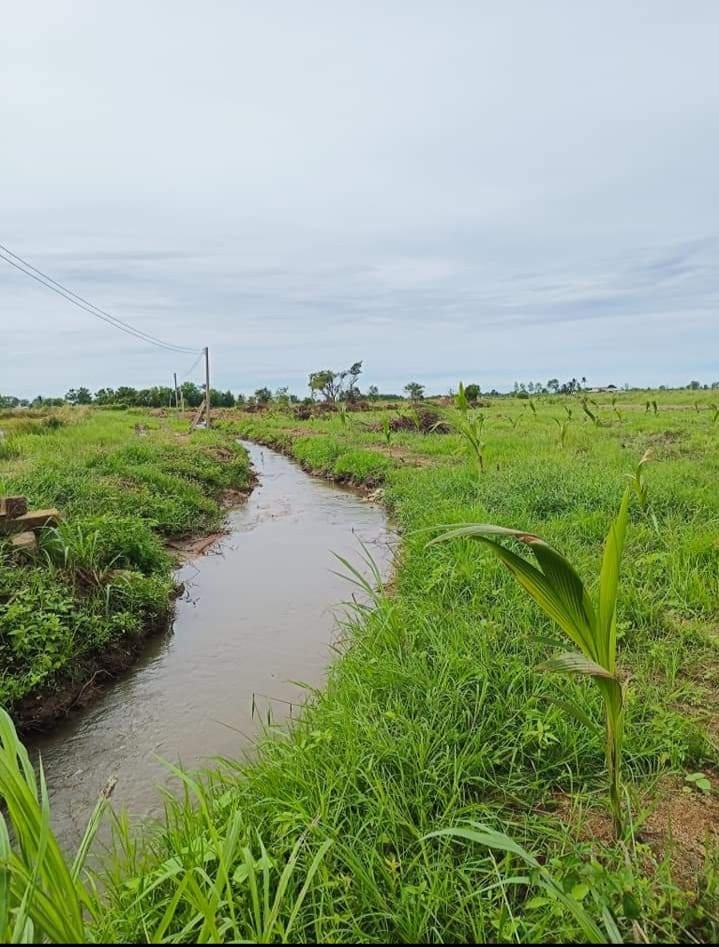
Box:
41;523;119;587
710;403;718;423
645;400;651;414
445;383;487;472
553;416;570;448
338;404;350;429
581;398;600;426
528;399;537;417
684;772;712;795
381;414;392;450
694;401;701;414
504;414;522;430
563;405;573;420
652;399;658;415
432;487;632;836
627;450;657;531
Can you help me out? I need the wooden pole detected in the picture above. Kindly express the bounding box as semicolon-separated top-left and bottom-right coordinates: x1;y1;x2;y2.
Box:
173;372;180;413
204;346;211;428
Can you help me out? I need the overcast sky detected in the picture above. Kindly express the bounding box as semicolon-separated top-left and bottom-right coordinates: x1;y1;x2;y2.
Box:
2;1;718;398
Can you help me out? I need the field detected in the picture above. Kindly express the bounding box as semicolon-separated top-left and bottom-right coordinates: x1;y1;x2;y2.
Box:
0;408;252;724
1;391;719;942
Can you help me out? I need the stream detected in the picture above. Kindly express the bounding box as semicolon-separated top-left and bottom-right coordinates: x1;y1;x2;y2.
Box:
30;441;395;850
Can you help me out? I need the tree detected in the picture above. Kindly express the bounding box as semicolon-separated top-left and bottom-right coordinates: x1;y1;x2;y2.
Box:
368;385;379;400
404;382;425;401
254;387;273;405
464;383;481;402
688;380;701;390
547;378;560;393
274;386;290;406
343;361;363;402
308;370;341;402
308;361;363;402
65;387;93;404
180;382;204;408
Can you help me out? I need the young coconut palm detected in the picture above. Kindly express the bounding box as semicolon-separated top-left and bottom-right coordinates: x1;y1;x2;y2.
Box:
710;403;718;424
553;416;570;448
581;398;600;426
431;488;632;836
446;382;487;472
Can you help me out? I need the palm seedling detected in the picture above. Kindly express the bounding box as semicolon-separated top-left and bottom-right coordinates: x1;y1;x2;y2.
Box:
581;398;600;426
711;403;719;424
553;416;570;449
528;399;537;418
645;400;651;414
431;487;633;836
651;399;658;415
504;414;522;430
563;404;573;421
627;449;658;532
447;382;487;472
381;414;392;452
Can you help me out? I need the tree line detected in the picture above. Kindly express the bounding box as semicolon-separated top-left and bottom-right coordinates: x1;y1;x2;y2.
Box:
2;370;718;412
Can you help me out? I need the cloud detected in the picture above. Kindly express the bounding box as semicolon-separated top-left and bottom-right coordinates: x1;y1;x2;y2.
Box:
2;2;718;396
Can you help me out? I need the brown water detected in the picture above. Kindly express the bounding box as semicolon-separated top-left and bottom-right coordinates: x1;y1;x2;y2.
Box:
30;441;394;849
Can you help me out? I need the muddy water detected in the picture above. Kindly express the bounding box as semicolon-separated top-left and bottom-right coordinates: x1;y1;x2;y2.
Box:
30;442;394;849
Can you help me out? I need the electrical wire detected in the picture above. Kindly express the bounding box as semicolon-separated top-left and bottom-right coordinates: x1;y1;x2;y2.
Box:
0;242;199;355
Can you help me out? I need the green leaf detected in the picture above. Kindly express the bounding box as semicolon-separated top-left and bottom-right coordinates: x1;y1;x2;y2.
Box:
597;488;630;670
431;525;593;654
539;651;615;679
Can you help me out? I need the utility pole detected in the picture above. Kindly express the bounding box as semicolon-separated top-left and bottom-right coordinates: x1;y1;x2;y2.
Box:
204;346;211;428
173;372;180;413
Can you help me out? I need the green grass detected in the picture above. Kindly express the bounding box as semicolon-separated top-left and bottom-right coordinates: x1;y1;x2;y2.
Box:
0;408;251;717
3;393;719;942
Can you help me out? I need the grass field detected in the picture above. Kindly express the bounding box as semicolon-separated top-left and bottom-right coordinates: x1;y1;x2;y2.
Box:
1;392;718;942
0;408;251;722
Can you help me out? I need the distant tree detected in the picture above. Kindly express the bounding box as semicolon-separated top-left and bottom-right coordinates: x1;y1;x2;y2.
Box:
210;388;236;407
464;383;481;401
274;386;290;406
309;361;363;402
368;385;379;400
547;378;560;393
688;380;701;390
344;361;363;402
180;381;204;408
254;387;273;405
65;386;93;405
94;387;116;405
309;370;341;402
404;382;425;401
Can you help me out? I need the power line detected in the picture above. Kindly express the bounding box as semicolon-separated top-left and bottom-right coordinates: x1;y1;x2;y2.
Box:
181;350;205;379
0;242;199;355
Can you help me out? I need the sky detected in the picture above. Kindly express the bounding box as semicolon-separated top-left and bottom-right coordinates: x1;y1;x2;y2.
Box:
1;1;718;399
